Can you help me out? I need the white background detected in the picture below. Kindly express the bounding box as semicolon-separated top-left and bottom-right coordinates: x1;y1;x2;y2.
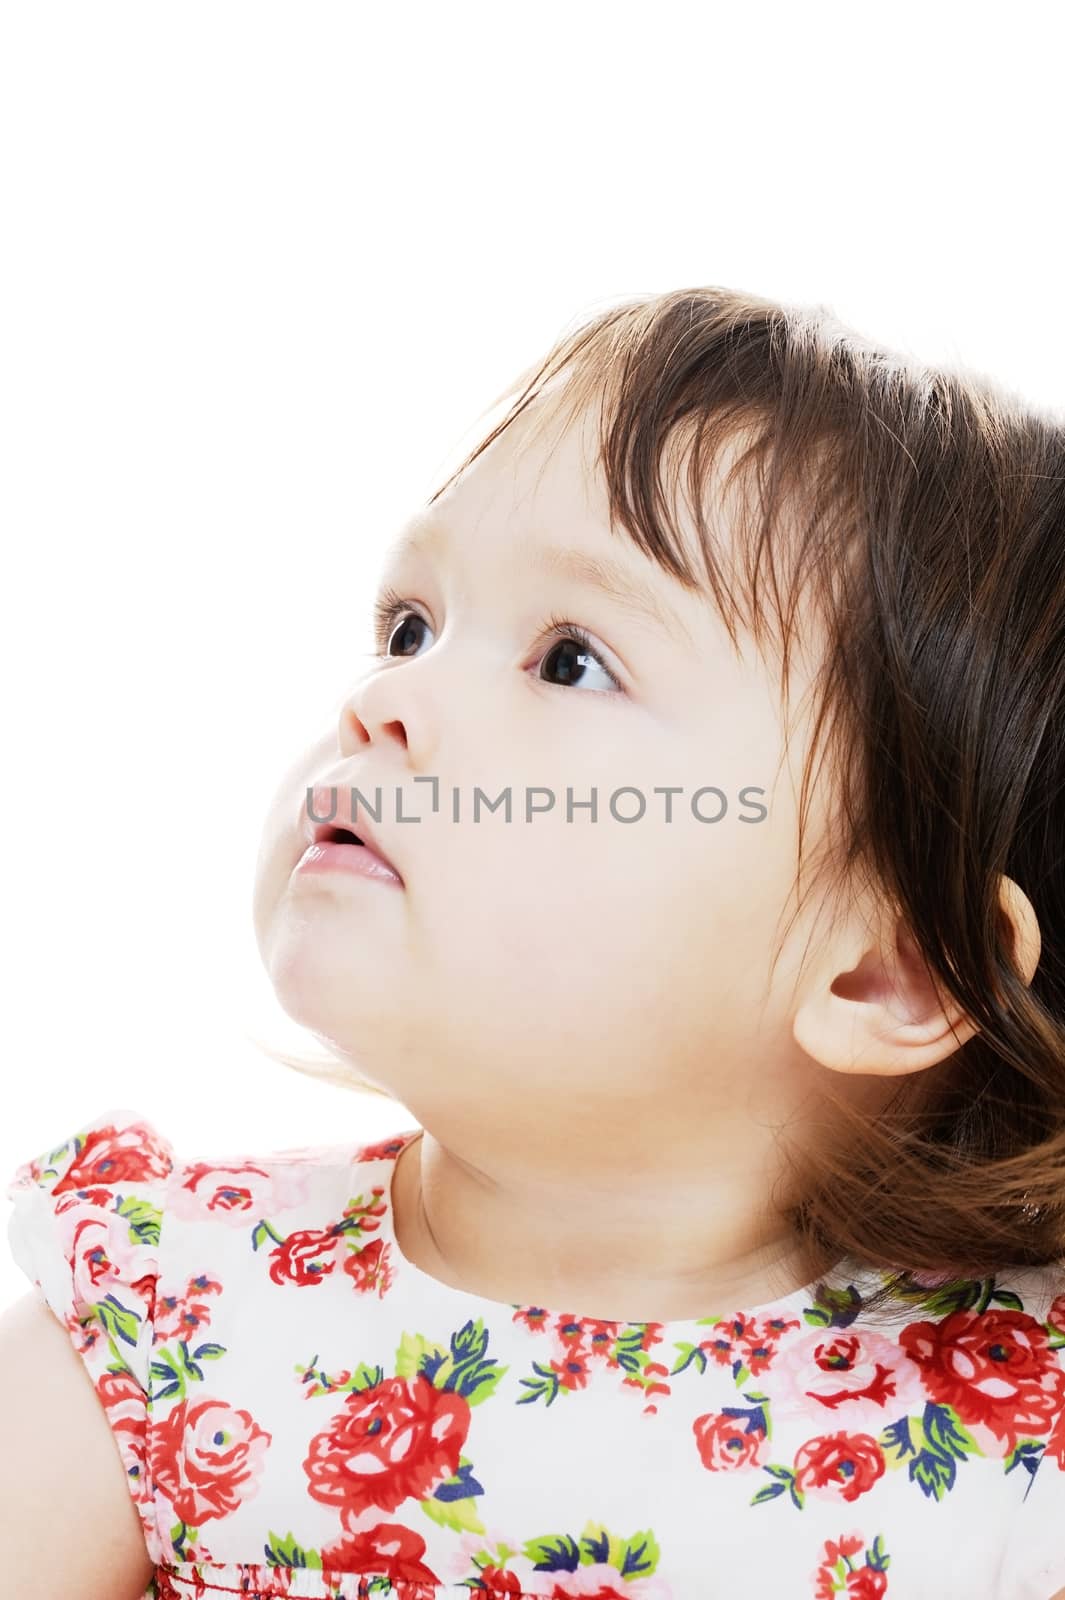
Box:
2;1;1063;1311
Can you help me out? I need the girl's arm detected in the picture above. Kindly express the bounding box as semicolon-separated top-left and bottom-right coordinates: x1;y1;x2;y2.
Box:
0;1288;154;1600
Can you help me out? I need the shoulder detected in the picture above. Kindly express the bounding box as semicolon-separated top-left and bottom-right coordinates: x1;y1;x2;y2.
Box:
6;1107;173;1337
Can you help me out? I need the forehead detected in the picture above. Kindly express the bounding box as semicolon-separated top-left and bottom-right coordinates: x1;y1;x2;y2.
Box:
388;397;712;638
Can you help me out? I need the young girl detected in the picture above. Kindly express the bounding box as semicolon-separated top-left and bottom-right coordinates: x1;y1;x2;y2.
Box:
5;285;1065;1600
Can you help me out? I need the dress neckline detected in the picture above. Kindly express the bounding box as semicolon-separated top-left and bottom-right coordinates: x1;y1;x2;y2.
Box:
373;1126;847;1332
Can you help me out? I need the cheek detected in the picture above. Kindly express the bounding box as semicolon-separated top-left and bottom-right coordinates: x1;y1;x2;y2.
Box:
251;730;338;945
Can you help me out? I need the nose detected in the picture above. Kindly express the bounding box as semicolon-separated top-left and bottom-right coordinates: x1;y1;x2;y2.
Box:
337;664;433;767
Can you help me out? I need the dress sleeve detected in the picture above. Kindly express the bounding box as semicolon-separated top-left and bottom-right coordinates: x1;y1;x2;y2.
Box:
4;1106;175;1568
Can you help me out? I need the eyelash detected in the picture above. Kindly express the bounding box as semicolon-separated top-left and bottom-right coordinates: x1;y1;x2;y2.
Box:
370;585;623;692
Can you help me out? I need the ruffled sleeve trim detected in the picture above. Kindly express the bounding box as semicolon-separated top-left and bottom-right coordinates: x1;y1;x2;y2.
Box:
5;1105;176;1567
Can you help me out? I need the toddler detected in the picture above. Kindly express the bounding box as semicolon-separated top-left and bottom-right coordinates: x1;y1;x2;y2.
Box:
5;285;1065;1599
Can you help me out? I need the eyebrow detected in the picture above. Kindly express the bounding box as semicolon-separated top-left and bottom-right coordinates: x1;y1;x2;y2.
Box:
390;520;694;647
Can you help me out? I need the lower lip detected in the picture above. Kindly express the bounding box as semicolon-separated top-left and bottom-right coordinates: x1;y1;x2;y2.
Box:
293;841;404;886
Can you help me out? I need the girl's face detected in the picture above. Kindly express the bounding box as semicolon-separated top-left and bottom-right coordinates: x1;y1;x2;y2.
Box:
253;397;832;1167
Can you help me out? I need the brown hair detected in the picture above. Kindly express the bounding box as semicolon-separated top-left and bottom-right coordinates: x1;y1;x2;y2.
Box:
259;285;1065;1324
399;284;1065;1326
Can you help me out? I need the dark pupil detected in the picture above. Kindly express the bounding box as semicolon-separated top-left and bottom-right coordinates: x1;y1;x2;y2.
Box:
543;639;584;686
390;616;425;655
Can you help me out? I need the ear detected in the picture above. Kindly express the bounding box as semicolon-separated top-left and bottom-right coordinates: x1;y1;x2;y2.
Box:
792;874;1041;1077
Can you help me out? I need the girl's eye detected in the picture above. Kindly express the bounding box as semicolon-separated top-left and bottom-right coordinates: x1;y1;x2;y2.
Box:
534;613;622;693
371;589;623;694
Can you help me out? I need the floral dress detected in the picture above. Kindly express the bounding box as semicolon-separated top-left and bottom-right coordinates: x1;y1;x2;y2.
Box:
5;1107;1065;1599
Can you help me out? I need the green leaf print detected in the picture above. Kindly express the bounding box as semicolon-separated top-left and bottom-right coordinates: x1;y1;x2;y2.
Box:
150;1338;228;1402
468;1540;519;1576
92;1292;143;1351
519;1524;660;1579
115;1192;165;1248
517;1358;567;1406
524;1531;583;1568
670;1340;710;1376
251;1218;286;1251
1004;1438;1045;1478
419;1460;488;1536
613;1324;658;1375
878;1402;979;1500
751;1463;804;1510
293;1355;385;1398
580;1522;662;1578
263;1531;323;1570
395;1329;451;1378
418;1319;509;1403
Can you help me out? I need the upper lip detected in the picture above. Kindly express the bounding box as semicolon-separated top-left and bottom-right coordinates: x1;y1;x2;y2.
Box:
305;783;404;882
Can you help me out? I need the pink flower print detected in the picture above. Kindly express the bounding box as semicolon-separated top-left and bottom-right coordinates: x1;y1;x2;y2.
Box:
154;1273;223;1345
54;1198;155;1323
770;1328;926;1422
169;1157;311;1225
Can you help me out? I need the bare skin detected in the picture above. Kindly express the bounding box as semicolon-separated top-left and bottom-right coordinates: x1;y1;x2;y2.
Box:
253;393;1040;1325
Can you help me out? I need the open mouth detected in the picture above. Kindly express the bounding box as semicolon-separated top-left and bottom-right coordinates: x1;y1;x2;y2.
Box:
317;826;364;846
304;813;403;883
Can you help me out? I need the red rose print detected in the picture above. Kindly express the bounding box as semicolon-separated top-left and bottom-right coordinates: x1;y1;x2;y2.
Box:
899;1307;1065;1454
847;1568;888;1598
321;1520;441;1589
693;1408;769;1471
342;1233;395;1295
474;1567;527;1596
305;1373;471;1520
51;1120;172;1195
152;1395;272;1526
794;1432;886;1503
268;1226;343;1285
